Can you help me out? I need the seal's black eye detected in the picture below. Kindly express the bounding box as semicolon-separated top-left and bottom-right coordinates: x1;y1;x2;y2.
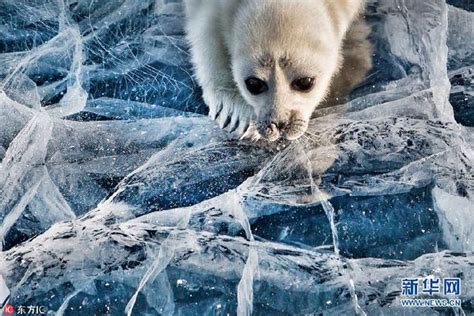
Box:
292;77;315;92
245;77;268;95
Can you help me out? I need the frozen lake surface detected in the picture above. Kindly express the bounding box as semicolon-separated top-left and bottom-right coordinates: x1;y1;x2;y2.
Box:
0;0;473;315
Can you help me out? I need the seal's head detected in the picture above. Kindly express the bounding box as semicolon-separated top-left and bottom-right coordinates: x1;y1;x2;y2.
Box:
230;1;346;141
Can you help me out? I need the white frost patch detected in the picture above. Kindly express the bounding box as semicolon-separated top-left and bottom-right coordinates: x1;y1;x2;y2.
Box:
432;186;474;251
0;275;10;308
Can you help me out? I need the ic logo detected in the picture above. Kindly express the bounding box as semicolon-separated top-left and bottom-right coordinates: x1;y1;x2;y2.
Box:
3;304;14;316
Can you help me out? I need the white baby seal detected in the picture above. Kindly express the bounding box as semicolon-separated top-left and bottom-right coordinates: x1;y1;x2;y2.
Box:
184;0;370;141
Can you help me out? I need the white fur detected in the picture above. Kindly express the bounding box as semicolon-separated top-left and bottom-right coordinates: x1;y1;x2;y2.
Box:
184;0;367;141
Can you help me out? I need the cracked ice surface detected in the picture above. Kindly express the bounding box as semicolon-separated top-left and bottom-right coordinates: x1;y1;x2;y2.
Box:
0;0;473;315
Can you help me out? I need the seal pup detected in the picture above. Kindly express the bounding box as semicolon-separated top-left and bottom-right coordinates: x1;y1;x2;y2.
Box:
184;0;371;141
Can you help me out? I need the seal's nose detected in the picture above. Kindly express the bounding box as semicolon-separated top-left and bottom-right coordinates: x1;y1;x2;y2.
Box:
265;122;281;142
257;121;281;142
